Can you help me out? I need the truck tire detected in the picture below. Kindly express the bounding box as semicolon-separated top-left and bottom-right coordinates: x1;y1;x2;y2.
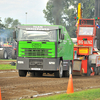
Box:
63;71;69;77
99;66;100;75
4;51;8;59
54;71;59;78
63;61;72;77
54;61;63;78
30;72;35;77
12;49;17;59
59;61;63;78
69;61;72;75
87;60;91;76
95;67;99;75
97;67;99;75
19;70;27;77
0;49;8;59
35;72;43;77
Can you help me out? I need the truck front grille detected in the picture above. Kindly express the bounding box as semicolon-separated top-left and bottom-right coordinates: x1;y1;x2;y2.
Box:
21;48;52;57
29;59;43;68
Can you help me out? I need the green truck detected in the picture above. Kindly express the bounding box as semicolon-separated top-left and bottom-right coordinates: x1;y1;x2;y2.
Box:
13;25;74;78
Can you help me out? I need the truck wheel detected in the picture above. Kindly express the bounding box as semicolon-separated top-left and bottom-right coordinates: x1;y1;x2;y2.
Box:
0;49;8;59
59;61;63;78
12;49;17;59
95;67;99;75
35;72;43;77
63;61;72;77
63;71;69;77
69;61;72;75
30;72;35;77
87;60;91;76
54;71;59;78
99;66;100;75
54;61;63;78
4;51;8;59
97;67;99;75
19;70;27;77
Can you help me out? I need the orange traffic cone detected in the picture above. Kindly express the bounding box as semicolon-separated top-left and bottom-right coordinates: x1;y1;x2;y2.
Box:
91;72;95;76
66;74;74;94
90;67;95;76
0;88;2;100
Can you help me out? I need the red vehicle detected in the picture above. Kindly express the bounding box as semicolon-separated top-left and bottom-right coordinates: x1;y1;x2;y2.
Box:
0;39;17;59
73;18;100;76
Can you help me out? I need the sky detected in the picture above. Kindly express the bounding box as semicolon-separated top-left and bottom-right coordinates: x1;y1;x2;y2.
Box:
0;0;50;25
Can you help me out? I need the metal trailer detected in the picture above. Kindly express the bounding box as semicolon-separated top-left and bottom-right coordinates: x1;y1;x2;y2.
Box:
13;25;74;78
72;2;100;76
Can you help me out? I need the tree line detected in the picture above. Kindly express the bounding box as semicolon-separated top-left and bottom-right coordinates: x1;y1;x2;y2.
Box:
0;17;21;40
43;0;95;37
0;0;95;38
0;17;21;29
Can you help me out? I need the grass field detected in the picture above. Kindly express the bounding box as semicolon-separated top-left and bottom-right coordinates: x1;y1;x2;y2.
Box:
22;88;100;100
0;64;16;70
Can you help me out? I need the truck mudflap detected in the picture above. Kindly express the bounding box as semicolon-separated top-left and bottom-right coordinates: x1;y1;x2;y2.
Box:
73;59;91;76
73;60;82;71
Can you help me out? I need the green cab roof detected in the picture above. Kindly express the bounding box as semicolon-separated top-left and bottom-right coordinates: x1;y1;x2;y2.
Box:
18;24;63;31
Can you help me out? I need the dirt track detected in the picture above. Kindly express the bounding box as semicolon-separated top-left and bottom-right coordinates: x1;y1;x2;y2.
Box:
0;70;100;100
0;60;16;64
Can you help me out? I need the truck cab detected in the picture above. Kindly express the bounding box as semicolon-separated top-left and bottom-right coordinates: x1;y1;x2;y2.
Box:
74;19;96;56
14;25;74;78
73;19;100;76
77;19;96;49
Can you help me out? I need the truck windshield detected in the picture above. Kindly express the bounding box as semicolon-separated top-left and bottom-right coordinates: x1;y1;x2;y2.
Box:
17;29;57;41
79;27;93;35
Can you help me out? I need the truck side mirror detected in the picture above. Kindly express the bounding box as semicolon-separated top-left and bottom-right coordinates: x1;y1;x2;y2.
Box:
13;31;16;40
61;34;64;40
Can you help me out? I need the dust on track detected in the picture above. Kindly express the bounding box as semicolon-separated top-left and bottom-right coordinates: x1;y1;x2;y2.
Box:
0;70;100;100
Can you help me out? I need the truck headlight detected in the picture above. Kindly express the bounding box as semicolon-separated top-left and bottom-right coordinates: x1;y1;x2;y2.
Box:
0;48;3;50
18;61;24;64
